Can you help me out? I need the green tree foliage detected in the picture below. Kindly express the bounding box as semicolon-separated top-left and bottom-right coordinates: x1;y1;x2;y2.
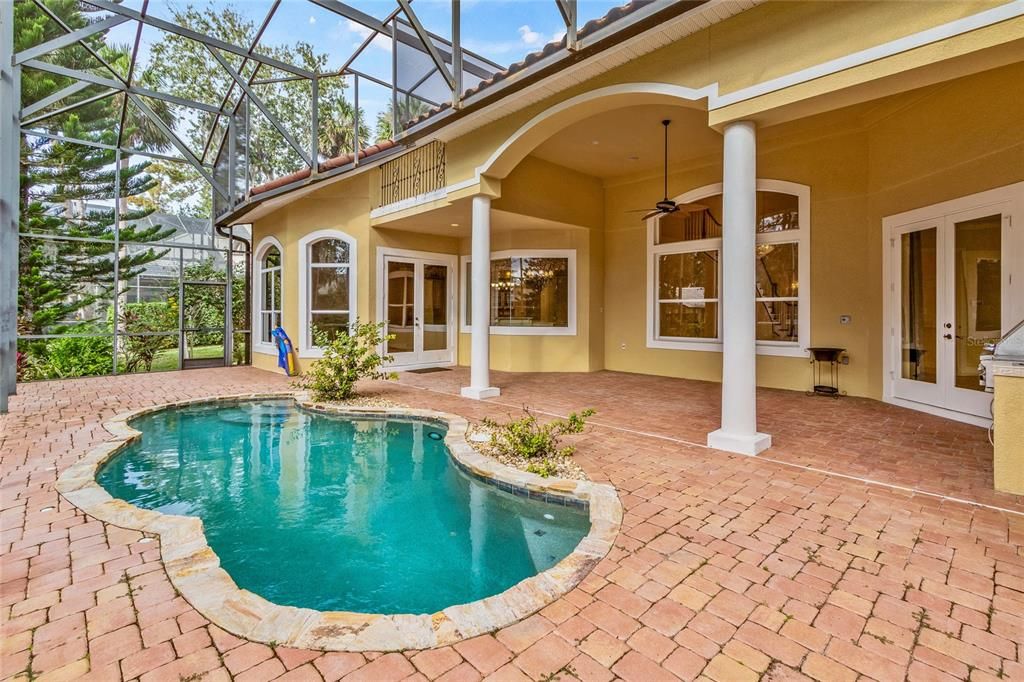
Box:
21;336;114;380
374;96;434;141
16;0;175;342
142;2;371;187
117;301;179;373
180;257;247;363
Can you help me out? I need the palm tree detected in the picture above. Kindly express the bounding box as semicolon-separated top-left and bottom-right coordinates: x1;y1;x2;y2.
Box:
318;99;371;159
374;96;434;141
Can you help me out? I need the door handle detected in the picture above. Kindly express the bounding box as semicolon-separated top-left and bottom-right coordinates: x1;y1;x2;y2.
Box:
943;333;953;340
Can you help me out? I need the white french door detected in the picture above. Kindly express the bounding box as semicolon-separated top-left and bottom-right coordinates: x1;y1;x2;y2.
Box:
885;185;1021;423
378;249;457;369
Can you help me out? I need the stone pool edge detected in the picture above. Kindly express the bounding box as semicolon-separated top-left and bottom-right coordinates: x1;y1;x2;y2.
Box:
54;391;623;652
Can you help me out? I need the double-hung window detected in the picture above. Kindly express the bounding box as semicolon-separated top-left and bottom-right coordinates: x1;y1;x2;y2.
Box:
647;180;809;355
253;238;283;353
298;230;357;355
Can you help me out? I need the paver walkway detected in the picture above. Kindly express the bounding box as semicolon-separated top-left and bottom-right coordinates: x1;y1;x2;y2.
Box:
2;367;1022;682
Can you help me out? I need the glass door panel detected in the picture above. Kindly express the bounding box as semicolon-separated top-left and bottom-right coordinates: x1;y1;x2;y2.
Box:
422;264;449;352
888;199;1011;421
385;259;416;355
379;254;455;368
953;214;1001;391
892;222;944;408
900;228;938;384
944;206;1006;418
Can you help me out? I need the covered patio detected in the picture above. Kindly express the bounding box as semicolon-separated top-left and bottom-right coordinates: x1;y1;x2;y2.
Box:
2;366;1021;681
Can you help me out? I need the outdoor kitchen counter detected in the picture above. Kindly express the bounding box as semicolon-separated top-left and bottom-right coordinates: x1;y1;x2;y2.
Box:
993;365;1024;496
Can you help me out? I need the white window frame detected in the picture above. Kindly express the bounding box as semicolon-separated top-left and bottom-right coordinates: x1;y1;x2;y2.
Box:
253;236;284;356
646;179;810;357
298;229;357;358
459;249;577;336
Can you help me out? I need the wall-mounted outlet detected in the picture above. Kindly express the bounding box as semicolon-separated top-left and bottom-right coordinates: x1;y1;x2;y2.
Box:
840;315;852;325
841;355;850;365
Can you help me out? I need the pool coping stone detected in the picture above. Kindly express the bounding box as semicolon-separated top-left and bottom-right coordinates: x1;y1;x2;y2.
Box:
54;391;622;652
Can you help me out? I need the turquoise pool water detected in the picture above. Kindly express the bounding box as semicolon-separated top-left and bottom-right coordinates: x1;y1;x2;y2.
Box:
96;401;589;614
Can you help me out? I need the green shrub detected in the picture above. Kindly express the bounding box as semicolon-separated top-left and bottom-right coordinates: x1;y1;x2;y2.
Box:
526;459;559;478
295;320;396;401
118;302;178;373
482;407;596;463
23;336;113;380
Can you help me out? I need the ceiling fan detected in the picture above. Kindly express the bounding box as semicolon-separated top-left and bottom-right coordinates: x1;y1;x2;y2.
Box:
629;119;710;221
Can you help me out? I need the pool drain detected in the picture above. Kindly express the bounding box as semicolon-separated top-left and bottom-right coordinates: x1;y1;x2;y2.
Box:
427;431;444;441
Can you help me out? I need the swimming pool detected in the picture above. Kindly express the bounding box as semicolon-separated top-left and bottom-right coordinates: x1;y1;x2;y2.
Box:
96;400;591;614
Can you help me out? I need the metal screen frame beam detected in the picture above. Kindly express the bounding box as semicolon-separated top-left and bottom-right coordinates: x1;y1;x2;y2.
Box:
14;14;130;64
127;92;230;200
22;59;228;115
556;0;578;50
30;0;126;84
83;0;316;79
206;46;312;168
396;0;455;90
21;80;92;119
1;1;18;412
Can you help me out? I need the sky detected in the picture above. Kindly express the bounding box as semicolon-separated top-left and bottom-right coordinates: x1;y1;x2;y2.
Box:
102;0;626;143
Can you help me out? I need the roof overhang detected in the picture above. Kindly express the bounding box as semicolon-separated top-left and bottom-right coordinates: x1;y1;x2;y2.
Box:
222;0;761;225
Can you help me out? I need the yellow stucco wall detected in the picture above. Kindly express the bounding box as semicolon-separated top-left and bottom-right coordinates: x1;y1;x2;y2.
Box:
993;373;1024;495
601;63;1023;397
251;173;374;375
253;62;1023;395
248;0;1023;399
443;1;1022;184
454;157;605;372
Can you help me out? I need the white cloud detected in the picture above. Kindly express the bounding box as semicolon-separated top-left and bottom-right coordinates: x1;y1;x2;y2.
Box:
330;18;391;52
345;18;372;41
517;24;542;45
308;15;316;24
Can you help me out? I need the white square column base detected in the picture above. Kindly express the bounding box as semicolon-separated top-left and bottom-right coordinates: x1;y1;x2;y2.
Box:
460;386;501;400
707;429;772;456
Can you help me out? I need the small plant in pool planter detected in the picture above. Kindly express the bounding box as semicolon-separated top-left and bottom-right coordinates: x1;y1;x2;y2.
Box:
481;407;596;476
295;320;398;402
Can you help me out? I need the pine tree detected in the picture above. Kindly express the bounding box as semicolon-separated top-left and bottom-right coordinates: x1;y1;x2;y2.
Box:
16;1;176;338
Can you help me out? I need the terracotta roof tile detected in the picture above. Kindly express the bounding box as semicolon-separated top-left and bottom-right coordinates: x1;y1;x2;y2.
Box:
249;139;397;195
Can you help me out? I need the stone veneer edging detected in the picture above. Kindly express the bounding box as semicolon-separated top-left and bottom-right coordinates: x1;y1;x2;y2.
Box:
54;391;622;652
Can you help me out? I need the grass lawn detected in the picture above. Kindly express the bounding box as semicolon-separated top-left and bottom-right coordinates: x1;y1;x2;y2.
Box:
128;345;225;373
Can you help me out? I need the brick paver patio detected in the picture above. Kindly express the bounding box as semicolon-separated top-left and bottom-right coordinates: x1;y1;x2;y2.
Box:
2;367;1022;681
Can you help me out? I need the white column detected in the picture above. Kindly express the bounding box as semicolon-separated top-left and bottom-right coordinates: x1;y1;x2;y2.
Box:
461;194;500;399
707;121;771;455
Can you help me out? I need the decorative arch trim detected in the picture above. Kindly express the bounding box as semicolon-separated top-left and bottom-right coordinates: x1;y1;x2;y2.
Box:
477;82;717;180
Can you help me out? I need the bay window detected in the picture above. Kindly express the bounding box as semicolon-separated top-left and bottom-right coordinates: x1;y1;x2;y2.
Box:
647;180;809;355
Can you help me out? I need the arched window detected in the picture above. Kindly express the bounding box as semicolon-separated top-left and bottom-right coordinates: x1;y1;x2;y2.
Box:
298;230;357;355
647;180;809;355
253;237;283;353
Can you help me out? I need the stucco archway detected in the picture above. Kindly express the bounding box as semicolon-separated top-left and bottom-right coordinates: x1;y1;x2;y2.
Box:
477;82;716;181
